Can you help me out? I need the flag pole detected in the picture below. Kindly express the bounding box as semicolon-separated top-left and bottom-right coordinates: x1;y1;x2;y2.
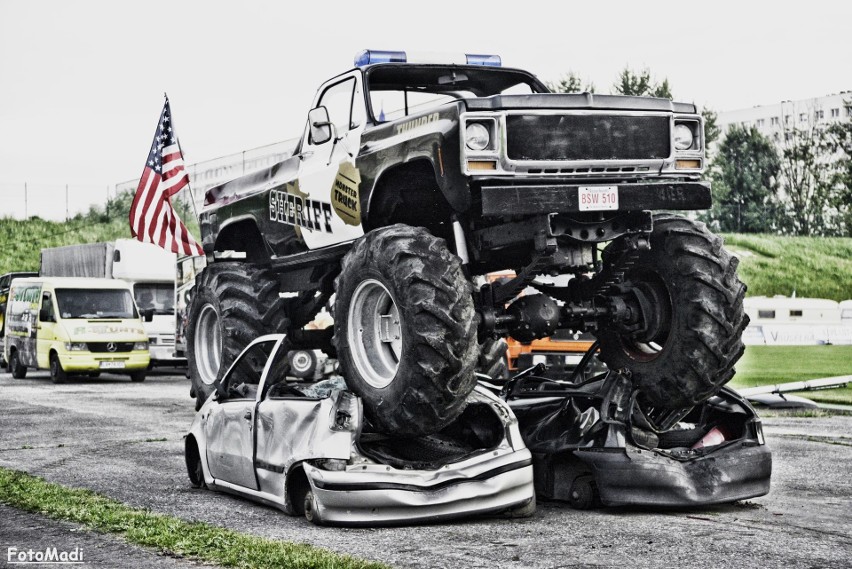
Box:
164;93;202;224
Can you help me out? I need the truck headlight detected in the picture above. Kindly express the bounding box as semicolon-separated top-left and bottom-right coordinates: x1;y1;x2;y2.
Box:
674;123;696;150
65;342;87;351
465;123;491;151
133;342;149;351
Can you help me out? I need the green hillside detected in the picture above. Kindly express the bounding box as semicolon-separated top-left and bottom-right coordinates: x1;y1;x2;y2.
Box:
0;216;132;274
722;234;852;301
2;214;850;303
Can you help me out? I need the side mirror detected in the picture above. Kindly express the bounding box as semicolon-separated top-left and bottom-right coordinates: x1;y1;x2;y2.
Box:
38;309;53;323
308;106;333;145
141;308;154;322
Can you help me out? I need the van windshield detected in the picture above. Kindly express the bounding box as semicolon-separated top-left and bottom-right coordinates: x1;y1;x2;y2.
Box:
55;289;138;319
134;283;174;315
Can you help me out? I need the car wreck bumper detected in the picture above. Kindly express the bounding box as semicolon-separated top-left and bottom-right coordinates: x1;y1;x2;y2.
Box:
303;449;535;526
537;442;771;507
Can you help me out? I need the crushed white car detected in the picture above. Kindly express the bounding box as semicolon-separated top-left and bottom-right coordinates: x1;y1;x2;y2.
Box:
184;334;536;526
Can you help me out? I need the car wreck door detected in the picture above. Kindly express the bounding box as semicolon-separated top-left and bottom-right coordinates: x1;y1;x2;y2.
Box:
204;340;276;490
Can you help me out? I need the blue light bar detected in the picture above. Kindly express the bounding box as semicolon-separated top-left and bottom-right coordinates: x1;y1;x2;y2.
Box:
354;50;406;66
354;50;502;67
465;54;502;67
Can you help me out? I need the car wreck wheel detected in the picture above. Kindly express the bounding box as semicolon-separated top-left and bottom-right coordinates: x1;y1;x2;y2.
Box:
303;490;323;526
334;224;478;438
184;438;206;489
568;475;597;510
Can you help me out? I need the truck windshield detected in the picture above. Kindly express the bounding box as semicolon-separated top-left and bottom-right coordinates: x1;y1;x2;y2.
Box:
55;289;138;319
365;64;547;123
134;283;175;315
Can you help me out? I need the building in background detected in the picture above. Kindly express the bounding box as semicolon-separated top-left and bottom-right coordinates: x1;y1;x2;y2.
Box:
716;92;851;144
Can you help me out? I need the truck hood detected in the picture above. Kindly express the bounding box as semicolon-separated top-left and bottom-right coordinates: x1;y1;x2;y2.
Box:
464;93;697;114
203;155;299;209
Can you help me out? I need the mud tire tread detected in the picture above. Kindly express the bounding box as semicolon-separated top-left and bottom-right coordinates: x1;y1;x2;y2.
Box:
596;214;749;408
186;263;288;410
333;224;477;437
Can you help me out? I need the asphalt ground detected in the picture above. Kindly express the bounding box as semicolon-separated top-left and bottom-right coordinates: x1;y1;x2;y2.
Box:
0;370;850;569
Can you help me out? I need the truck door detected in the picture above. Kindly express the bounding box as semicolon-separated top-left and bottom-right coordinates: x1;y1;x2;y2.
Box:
36;291;58;369
296;71;366;249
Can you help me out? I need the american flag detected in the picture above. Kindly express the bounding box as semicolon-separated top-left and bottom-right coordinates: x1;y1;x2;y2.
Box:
129;97;204;256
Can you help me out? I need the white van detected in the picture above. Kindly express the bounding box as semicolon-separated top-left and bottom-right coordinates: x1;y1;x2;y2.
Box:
3;277;150;383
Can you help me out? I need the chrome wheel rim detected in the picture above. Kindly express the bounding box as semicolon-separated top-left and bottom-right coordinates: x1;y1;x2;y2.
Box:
347;279;402;389
195;303;221;385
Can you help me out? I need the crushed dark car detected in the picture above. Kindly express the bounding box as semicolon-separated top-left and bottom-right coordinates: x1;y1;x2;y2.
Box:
494;347;772;509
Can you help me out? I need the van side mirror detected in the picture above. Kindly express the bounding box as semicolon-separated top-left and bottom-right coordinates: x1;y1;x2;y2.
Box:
141;308;154;322
308;106;333;145
39;309;54;323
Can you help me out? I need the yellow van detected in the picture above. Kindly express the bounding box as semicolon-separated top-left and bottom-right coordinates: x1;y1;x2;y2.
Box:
3;277;150;383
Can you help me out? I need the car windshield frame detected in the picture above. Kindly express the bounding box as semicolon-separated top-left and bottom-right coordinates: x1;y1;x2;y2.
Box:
363;64;549;124
55;288;138;320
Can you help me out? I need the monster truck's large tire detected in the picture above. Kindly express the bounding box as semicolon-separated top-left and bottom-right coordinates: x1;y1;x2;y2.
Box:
478;338;510;381
333;224;478;437
596;214;748;409
186;263;287;410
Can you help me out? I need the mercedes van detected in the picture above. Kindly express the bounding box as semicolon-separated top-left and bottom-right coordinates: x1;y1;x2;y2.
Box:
3;277;150;383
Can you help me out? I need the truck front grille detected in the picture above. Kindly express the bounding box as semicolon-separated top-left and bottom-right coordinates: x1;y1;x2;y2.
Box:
87;342;134;353
506;114;670;161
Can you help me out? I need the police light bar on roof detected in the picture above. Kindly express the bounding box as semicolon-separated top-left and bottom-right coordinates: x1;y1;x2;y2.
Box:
354;49;501;67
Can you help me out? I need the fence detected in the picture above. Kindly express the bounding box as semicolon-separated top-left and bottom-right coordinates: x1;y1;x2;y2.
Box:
3;138;298;222
0;183;114;222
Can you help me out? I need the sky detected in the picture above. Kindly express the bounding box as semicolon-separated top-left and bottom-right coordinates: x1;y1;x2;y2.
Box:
1;0;850;220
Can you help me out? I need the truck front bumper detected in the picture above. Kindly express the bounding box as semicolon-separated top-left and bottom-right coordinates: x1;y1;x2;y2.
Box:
60;351;150;373
149;344;186;365
480;181;711;217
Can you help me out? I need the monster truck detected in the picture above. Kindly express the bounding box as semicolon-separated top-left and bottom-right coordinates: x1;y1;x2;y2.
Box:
187;49;748;437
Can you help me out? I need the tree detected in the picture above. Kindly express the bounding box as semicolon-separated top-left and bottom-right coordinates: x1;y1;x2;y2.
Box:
777;121;837;235
702;107;721;147
548;72;595;94
704;125;783;232
821;102;852;235
612;67;672;99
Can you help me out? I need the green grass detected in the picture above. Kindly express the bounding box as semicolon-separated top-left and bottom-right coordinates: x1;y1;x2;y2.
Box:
731;345;852;405
722;233;852;301
0;216;131;274
0;467;389;569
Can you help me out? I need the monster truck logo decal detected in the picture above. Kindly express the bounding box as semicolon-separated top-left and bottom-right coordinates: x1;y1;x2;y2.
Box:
269;182;333;233
394;112;440;135
331;162;362;226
